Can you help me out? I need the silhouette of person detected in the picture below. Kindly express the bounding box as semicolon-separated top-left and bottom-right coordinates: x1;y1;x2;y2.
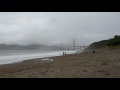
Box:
93;50;95;53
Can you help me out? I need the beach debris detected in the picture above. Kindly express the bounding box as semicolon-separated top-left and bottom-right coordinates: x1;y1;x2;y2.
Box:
41;58;53;61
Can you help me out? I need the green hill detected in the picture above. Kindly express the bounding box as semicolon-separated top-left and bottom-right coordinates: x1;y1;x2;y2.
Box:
86;35;120;50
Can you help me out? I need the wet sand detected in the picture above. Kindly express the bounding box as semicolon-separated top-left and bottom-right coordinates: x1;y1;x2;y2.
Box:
0;50;120;78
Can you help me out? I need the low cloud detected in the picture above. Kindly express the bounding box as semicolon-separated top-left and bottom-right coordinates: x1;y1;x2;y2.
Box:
0;12;120;46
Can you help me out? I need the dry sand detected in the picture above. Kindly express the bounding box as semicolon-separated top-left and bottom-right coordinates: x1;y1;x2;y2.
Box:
0;50;120;78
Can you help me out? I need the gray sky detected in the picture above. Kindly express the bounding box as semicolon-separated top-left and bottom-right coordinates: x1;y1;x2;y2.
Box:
0;12;120;46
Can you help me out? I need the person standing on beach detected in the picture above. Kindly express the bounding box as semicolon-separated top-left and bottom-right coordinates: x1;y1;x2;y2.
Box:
92;50;95;53
63;52;64;56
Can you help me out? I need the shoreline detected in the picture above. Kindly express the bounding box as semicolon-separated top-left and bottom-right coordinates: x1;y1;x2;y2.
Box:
0;50;79;66
0;50;120;78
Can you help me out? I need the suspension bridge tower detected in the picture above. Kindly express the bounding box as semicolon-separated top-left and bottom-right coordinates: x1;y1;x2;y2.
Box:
73;39;75;50
61;43;63;49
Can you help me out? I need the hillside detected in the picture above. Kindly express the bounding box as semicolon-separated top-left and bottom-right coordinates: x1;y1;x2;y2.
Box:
0;44;63;50
0;44;45;50
86;35;120;50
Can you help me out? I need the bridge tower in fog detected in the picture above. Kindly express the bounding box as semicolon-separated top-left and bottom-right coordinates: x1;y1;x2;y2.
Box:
73;39;75;50
68;39;88;50
61;43;63;49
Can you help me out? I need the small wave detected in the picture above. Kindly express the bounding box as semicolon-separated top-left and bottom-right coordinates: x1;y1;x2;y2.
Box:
0;50;81;65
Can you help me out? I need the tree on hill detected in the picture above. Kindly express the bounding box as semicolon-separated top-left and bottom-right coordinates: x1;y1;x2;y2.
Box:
107;35;120;47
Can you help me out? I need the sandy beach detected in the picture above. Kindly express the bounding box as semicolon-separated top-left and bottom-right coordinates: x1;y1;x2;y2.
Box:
0;50;120;78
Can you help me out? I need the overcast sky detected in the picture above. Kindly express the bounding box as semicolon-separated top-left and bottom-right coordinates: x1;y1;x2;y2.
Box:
0;12;120;46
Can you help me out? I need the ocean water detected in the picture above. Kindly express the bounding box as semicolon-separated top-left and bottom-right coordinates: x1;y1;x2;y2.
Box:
0;50;83;65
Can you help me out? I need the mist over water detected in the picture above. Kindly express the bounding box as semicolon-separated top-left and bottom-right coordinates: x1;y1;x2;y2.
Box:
0;12;120;65
0;12;120;46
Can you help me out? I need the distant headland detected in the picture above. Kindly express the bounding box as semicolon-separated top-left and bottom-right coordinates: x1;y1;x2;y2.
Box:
86;35;120;50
